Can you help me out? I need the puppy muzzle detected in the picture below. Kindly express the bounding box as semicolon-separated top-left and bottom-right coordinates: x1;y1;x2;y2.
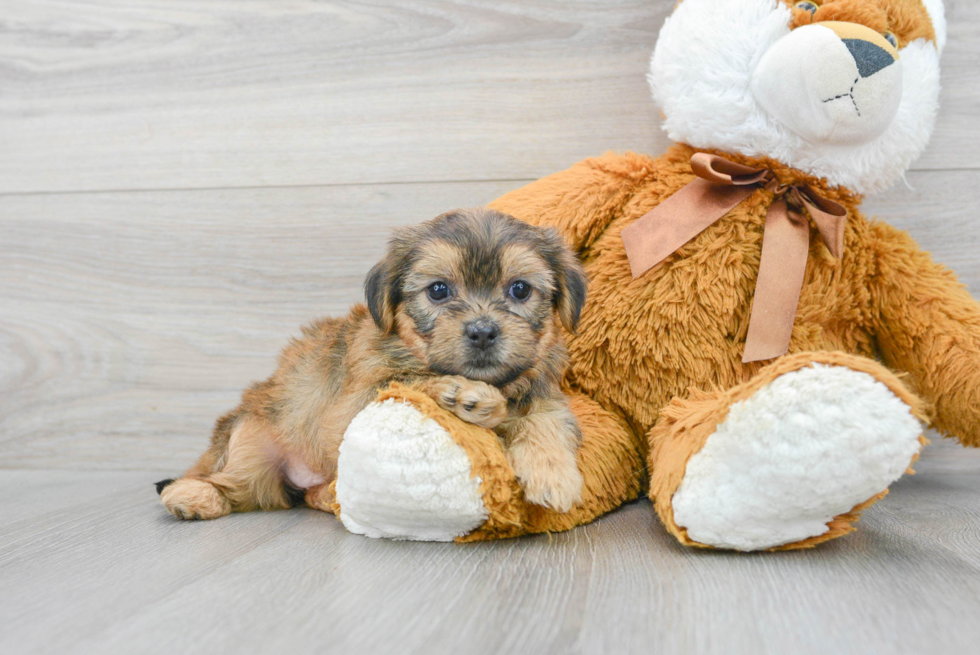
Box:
750;21;902;146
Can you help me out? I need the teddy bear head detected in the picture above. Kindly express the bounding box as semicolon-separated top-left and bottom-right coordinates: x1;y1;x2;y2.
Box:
649;0;946;194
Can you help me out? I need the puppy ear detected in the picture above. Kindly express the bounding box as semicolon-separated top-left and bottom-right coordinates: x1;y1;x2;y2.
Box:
364;258;395;333
542;228;588;332
365;227;417;333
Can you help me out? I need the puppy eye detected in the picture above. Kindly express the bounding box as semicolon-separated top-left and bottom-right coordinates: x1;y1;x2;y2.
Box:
509;280;531;301
883;31;898;48
795;1;818;14
426;281;450;302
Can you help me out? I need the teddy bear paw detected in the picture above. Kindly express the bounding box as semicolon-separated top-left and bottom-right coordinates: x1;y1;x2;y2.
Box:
670;364;923;551
335;398;489;541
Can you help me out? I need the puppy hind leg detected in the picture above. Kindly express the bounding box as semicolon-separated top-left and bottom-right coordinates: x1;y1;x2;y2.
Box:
305;482;338;514
161;417;291;520
160;478;231;520
159;423;233;520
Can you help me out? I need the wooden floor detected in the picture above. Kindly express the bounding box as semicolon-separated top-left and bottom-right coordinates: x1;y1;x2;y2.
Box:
2;1;980;653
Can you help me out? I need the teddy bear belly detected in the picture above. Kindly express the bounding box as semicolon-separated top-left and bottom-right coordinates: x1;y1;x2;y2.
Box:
565;275;747;430
566;227;876;433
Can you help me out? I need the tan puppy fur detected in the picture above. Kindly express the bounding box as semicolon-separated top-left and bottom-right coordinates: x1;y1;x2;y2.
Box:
160;208;589;519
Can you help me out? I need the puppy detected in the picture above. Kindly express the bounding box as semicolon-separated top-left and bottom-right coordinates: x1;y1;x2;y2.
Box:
159;207;588;521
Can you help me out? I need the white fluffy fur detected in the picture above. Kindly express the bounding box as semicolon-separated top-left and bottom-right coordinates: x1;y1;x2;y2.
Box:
671;365;923;551
336;399;488;541
921;0;947;54
649;0;942;195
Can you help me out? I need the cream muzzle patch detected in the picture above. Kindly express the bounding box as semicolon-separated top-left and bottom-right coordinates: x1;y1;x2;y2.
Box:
751;21;903;146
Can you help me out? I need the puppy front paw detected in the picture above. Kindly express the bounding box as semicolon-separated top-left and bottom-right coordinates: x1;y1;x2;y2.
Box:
506;443;583;513
161;478;231;520
431;375;508;429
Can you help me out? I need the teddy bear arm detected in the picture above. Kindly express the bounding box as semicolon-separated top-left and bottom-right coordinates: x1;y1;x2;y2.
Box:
870;221;980;445
488;154;647;254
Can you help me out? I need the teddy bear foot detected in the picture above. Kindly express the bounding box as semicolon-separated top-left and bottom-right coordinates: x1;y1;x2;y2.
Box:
650;354;927;551
335;397;489;541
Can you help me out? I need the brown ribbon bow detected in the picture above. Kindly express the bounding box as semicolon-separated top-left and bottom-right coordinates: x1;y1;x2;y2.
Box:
621;153;847;363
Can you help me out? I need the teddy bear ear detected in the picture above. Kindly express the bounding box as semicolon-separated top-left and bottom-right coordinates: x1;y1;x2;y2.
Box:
921;0;947;55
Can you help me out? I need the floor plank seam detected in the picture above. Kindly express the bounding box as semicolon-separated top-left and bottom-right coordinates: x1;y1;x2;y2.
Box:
0;178;542;199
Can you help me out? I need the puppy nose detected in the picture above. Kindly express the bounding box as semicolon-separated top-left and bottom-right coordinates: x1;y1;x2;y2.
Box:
465;319;498;349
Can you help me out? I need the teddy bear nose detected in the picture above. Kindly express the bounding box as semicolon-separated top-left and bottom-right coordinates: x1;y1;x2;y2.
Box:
465;320;499;349
843;38;896;78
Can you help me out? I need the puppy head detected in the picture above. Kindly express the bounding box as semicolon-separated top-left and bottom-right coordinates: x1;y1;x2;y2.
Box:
365;208;587;386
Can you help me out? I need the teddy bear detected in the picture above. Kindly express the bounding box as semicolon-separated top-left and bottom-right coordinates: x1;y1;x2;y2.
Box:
328;0;969;551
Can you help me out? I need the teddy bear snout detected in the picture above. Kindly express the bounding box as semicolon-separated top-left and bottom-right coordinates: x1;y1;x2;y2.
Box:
750;20;903;147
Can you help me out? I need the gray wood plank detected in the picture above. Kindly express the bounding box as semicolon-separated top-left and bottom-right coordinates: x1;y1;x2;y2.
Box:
0;469;170;527
1;439;978;655
2;1;980;653
0;0;670;193
2;171;979;470
2;0;976;195
864;169;980;288
0;180;524;470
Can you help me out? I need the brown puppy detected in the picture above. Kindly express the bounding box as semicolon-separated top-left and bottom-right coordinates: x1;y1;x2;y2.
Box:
159;207;589;520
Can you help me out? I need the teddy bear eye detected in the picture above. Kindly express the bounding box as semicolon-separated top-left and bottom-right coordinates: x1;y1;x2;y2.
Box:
883;31;898;48
795;1;818;14
426;281;450;302
509;280;532;301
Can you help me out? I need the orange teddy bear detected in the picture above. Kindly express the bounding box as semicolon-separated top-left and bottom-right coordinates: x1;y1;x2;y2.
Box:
332;0;969;551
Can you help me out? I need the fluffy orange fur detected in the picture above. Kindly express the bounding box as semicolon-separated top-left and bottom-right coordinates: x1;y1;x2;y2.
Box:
786;0;936;47
363;134;976;546
332;0;958;548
